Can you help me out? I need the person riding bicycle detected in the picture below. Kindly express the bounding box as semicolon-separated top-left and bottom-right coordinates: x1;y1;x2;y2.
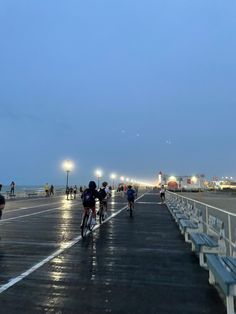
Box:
160;184;166;203
98;181;109;220
81;181;101;227
126;185;136;210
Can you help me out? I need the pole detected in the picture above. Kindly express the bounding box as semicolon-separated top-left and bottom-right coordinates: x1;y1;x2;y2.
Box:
66;171;69;200
66;171;69;188
97;176;100;189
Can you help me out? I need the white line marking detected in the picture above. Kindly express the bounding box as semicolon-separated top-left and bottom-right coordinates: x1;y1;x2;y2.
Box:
136;201;160;204
4;202;62;214
0;202;80;224
0;208;62;223
0;193;146;294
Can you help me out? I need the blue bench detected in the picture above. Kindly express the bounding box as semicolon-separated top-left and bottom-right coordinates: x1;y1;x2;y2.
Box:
27;193;38;198
175;213;189;223
190;233;218;267
179;219;199;242
206;254;236;314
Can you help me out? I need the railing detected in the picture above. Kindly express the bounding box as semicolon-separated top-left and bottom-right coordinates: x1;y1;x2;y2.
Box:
2;188;66;199
166;191;236;257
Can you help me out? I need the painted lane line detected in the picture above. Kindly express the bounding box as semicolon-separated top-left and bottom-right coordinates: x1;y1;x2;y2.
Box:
4;202;62;214
0;202;81;224
136;201;160;204
0;193;147;294
0;208;62;223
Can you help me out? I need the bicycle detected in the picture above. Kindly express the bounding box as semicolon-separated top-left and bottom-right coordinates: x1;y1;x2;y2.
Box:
81;208;96;238
98;200;107;224
128;200;134;217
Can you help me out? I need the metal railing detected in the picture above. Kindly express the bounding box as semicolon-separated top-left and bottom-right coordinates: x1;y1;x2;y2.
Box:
166;191;236;257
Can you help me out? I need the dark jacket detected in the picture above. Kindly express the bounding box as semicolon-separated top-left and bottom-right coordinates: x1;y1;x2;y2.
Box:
81;188;102;207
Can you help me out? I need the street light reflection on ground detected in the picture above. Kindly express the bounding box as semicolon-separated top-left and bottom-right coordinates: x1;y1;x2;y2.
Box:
95;169;103;189
62;160;74;200
110;173;117;190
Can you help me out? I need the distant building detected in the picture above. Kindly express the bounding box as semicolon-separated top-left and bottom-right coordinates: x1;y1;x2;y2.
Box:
162;174;205;191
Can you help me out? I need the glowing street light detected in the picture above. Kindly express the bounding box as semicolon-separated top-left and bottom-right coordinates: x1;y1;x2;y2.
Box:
62;160;74;199
191;176;197;184
110;173;117;190
95;169;103;189
120;176;125;182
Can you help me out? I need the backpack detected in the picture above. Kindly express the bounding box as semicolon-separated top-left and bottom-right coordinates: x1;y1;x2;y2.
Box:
127;189;135;201
99;188;107;200
82;189;95;207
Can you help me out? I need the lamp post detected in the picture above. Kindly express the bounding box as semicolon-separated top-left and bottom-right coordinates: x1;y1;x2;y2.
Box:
95;169;102;189
62;160;74;200
110;173;117;190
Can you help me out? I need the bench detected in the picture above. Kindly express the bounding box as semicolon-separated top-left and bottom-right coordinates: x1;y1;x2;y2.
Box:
175;213;189;223
190;233;218;267
6;191;16;198
27;193;38;198
179;219;199;242
206;254;236;314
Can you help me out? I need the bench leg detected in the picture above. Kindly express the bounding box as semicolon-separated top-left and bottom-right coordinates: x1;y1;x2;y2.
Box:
209;270;215;285
199;252;205;268
184;232;191;243
226;295;235;314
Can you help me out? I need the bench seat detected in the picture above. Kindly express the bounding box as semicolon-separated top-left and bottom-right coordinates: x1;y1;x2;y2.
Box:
190;233;219;267
206;254;236;314
179;219;198;242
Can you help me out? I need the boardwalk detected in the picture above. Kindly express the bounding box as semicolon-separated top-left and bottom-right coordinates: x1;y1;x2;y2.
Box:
0;191;226;313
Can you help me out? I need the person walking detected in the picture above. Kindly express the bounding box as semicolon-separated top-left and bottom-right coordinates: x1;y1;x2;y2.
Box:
73;185;77;199
50;185;54;196
10;181;15;196
0;193;5;220
160;185;166;203
44;183;49;197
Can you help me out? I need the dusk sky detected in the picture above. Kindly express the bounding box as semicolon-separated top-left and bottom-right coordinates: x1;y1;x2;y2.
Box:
0;0;236;185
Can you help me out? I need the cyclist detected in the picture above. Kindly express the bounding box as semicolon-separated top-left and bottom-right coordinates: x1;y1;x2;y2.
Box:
126;185;136;211
0;193;5;220
81;181;101;227
98;181;109;220
160;184;166;203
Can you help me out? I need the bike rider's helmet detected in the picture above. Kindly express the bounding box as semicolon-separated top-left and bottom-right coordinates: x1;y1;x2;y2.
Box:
89;181;97;190
102;181;108;187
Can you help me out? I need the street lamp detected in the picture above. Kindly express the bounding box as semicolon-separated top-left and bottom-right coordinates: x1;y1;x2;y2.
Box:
110;173;117;190
95;169;103;189
62;160;74;199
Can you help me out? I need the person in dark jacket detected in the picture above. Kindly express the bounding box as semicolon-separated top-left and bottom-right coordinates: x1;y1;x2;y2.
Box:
80;181;102;227
0;194;5;220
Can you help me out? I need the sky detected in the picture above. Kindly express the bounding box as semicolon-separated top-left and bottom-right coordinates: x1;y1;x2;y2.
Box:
0;0;236;185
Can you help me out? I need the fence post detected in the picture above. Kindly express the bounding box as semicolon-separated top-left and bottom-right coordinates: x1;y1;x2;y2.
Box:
205;205;209;234
228;214;232;256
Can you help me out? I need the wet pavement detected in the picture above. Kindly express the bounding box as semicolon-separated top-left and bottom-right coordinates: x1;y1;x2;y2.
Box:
0;191;226;313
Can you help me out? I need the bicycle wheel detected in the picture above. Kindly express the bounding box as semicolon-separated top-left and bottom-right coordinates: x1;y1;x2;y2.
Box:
129;202;133;217
99;204;104;224
88;212;96;231
81;214;89;238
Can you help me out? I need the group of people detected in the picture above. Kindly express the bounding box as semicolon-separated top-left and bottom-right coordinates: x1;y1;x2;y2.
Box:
80;181;137;227
44;183;54;197
66;185;78;200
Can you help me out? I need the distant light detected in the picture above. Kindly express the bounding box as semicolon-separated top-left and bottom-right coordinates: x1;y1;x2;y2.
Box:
95;169;103;178
120;176;125;181
110;173;117;179
191;176;197;184
168;176;177;182
126;178;130;182
62;160;74;172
